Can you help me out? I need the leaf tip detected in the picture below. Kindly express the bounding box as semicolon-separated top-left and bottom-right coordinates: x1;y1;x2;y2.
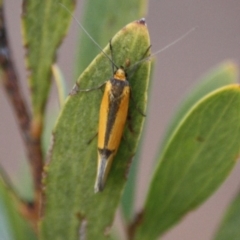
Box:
136;18;147;26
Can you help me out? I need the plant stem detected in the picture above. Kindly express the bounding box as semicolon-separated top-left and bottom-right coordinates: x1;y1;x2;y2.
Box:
0;1;43;228
127;210;144;240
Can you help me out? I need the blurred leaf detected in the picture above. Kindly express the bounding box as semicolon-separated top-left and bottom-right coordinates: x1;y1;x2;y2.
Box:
121;61;155;222
21;0;75;119
121;152;138;222
75;0;148;78
40;19;151;240
52;64;68;108
14;159;34;202
161;61;238;151
135;84;240;239
214;190;240;240
0;176;36;240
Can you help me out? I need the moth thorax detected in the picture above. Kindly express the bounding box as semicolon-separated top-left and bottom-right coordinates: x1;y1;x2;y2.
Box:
114;68;127;81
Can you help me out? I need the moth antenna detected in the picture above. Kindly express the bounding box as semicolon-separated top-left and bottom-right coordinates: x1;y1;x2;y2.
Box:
130;26;197;70
59;2;118;69
152;27;197;58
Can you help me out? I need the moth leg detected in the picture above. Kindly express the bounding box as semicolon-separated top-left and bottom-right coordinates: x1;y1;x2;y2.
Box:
130;91;146;117
87;132;98;145
79;81;106;92
69;81;106;96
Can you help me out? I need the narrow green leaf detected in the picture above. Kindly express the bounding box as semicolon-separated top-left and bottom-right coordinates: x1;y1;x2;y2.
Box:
161;61;238;150
214;191;240;240
0;177;36;240
121;152;138;222
135;85;240;239
75;0;148;78
40;19;151;240
121;61;155;222
21;0;75;119
76;0;149;221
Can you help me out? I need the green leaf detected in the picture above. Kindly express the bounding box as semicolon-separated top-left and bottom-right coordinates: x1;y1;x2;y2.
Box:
121;61;155;222
121;151;138;222
21;0;75;119
76;0;150;221
161;61;238;151
75;0;148;78
40;19;151;240
214;191;240;240
0;177;36;240
134;84;240;240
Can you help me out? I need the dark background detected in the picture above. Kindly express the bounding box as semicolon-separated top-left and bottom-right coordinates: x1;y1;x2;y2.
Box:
1;1;240;239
